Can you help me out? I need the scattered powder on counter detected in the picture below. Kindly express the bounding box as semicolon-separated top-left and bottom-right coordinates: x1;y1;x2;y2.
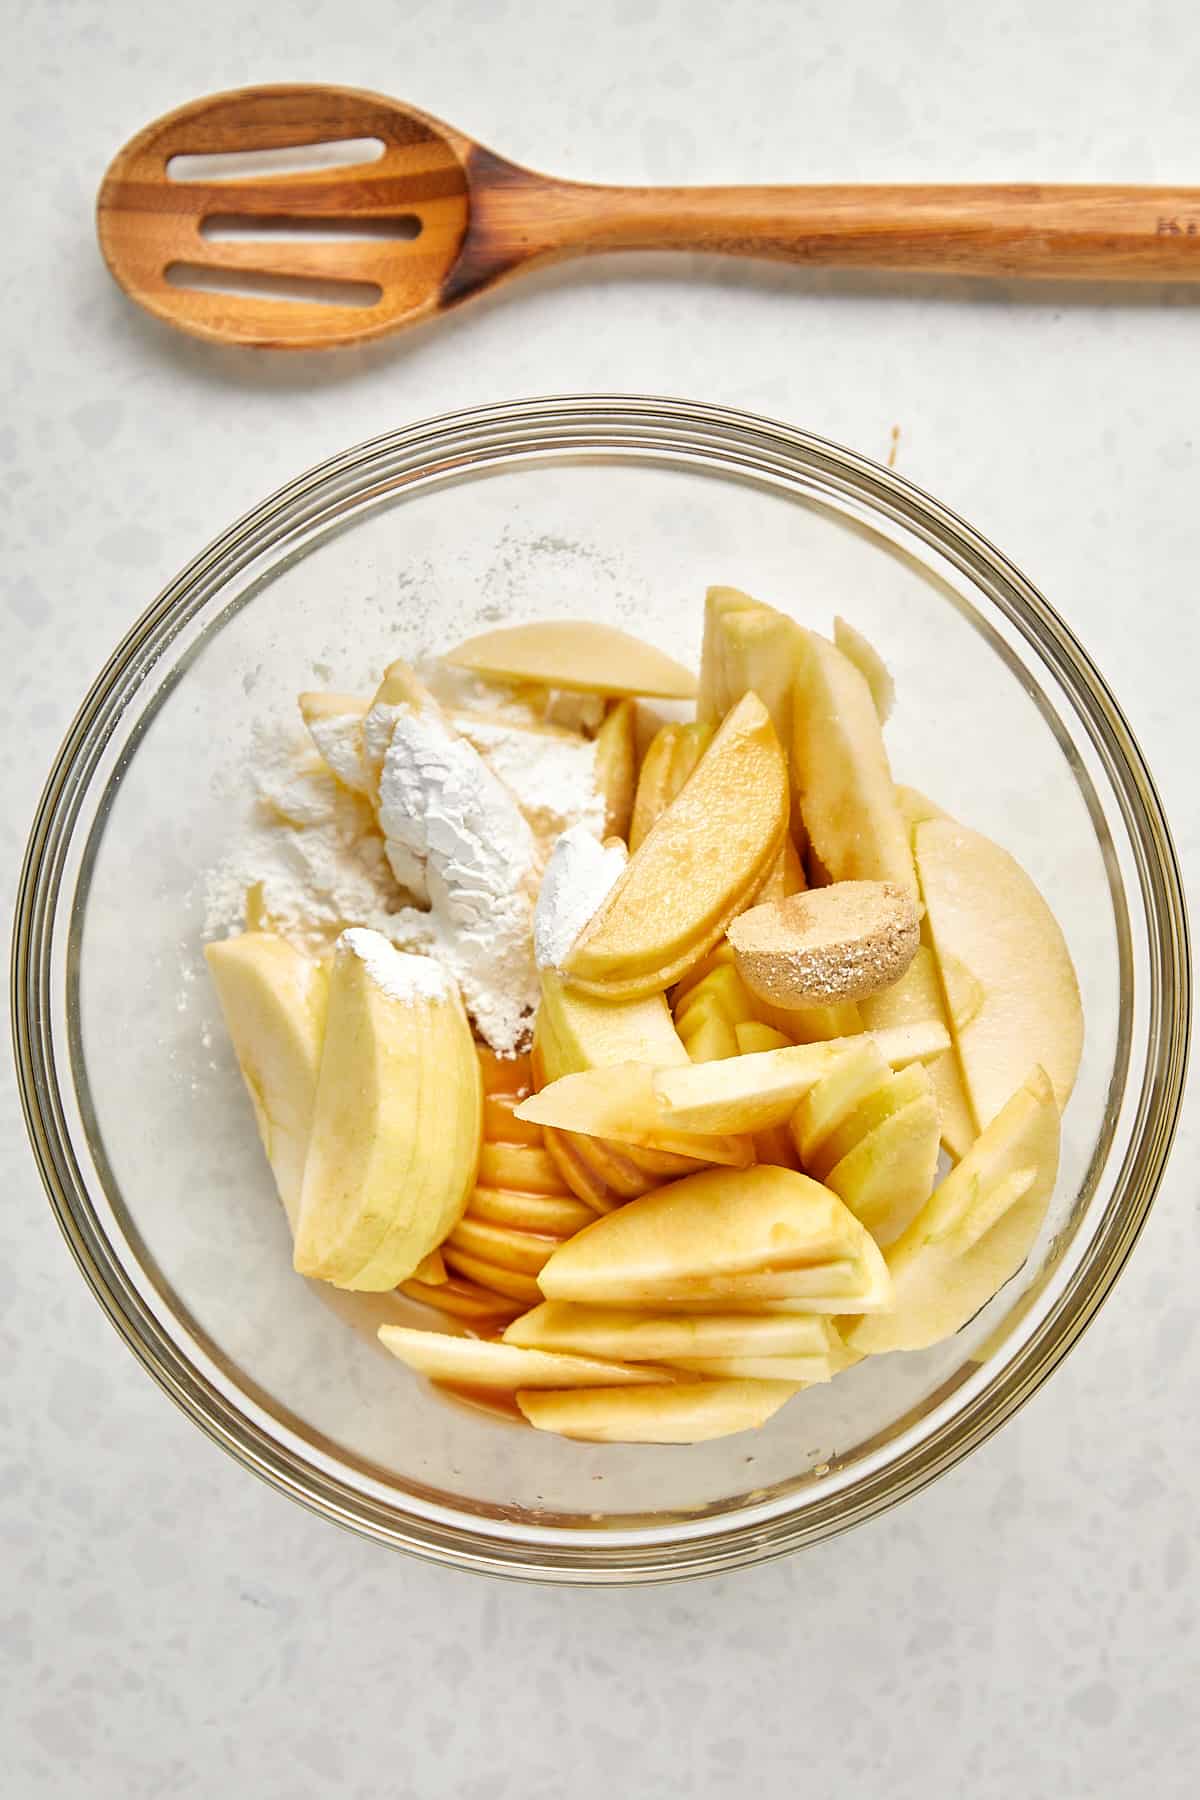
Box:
534;824;627;971
453;716;603;840
338;927;452;1003
377;706;541;1053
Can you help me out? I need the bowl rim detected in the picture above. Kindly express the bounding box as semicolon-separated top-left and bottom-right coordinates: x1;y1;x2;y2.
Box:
11;393;1192;1583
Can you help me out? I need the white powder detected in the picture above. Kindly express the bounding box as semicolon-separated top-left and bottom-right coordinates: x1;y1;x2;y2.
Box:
534;824;627;971
304;708;368;792
377;706;540;1052
453;716;603;841
338;928;452;1003
204;687;610;1056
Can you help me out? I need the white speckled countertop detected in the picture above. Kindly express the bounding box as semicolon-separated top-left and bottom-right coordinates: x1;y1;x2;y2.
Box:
3;2;1197;1793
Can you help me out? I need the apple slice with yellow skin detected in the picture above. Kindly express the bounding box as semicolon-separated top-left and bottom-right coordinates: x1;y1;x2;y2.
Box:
292;932;481;1290
412;1248;447;1285
542;1127;627;1212
378;1325;669;1389
441;1248;544;1304
446;1217;563;1276
516;1379;797;1443
860;944;976;1160
915;819;1083;1124
477;1140;570;1196
443;621;698;699
845;1066;1060;1354
467;1185;596;1235
562;693;789;999
696;585;760;721
791;630;916;896
537;1165;889;1311
651;1022;951;1135
696;586;799;744
516;1065;754;1166
297;691;370;792
678;1007;740;1063
833;617;894;723
674;962;757;1033
504;1301;842;1362
629;720;713;850
593;697;638;839
825;1086;942;1248
205;932;328;1232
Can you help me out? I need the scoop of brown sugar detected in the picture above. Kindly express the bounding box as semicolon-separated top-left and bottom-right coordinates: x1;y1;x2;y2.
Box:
728;881;920;1007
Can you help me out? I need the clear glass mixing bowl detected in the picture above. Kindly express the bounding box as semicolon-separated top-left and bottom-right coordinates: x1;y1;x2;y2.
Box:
12;396;1190;1582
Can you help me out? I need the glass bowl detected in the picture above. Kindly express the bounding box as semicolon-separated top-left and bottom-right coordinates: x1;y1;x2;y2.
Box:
12;395;1189;1584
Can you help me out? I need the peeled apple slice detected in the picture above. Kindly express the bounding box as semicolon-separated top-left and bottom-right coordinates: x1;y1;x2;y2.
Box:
562;693;789;998
844;1066;1060;1354
537;1164;889;1311
204;932;328;1231
377;1326;667;1389
651;1022;950;1135
292;931;482;1290
915;818;1083;1124
593;697;637;839
504;1302;844;1363
860;943;977;1161
444;620;698;699
629;720;713;850
515;1064;754;1166
791;629;916;895
833;616;894;723
538;971;688;1074
516;1379;797;1443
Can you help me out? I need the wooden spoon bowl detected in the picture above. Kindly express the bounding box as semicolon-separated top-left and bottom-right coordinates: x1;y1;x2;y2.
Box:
99;83;1200;351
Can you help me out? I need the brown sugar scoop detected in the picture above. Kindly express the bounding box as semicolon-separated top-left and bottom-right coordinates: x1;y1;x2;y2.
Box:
98;84;1200;350
729;882;920;1009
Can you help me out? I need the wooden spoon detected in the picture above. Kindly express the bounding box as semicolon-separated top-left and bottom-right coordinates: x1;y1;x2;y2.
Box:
98;83;1200;350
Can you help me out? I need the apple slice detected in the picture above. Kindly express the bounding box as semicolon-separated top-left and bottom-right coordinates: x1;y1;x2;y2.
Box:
537;1164;890;1312
665;1354;835;1382
808;1059;932;1179
896;785;951;832
538;971;687;1073
360;658;437;802
477;1140;569;1196
446;1216;562;1276
399;1274;524;1328
482;1093;544;1147
845;1066;1060;1353
833;617;894;723
443;621;698;699
697;586;801;744
377;1325;667;1388
825;1085;941;1248
298;692;370;792
735;1021;793;1055
441;1248;544;1304
790;1039;892;1167
859;943;976;1160
629;721;713;850
516;1379;797;1443
561;693;788;998
516;1064;754;1166
916;819;1083;1122
651;1022;950;1135
593;697;638;839
791;630;916;895
205;932;329;1231
292;931;481;1289
504;1301;842;1362
468;1185;596;1235
412;1248;447;1285
756;833;808;904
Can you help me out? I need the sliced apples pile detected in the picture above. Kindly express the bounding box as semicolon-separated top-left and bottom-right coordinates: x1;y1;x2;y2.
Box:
207;599;1083;1447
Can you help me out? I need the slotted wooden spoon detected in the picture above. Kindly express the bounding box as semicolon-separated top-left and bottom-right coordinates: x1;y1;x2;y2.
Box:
98;83;1200;350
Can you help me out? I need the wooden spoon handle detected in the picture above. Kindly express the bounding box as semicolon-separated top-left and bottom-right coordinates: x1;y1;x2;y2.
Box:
460;171;1200;292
